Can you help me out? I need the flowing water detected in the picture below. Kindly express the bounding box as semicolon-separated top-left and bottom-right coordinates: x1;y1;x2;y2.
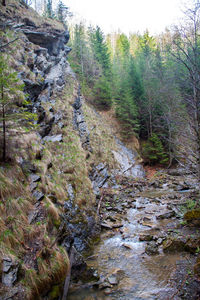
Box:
68;190;188;300
68;141;194;300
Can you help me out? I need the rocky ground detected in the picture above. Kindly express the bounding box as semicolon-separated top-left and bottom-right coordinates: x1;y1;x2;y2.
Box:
68;168;200;300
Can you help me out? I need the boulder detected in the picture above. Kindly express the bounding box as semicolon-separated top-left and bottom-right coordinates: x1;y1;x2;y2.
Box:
43;134;63;143
139;233;154;242
163;238;187;253
2;257;19;287
145;242;159;255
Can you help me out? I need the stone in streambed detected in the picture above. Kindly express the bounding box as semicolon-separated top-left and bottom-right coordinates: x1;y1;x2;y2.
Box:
139;233;154;242
156;211;175;219
163;238;186;253
107;275;118;285
145;242;159;255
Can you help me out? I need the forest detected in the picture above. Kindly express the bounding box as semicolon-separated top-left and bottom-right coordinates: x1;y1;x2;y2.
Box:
67;4;200;176
1;1;200;299
1;0;200;175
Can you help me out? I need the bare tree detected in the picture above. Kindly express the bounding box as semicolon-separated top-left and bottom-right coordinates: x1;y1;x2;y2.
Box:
169;1;200;178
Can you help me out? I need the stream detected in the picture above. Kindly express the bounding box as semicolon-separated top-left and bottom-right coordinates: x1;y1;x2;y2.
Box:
68;186;192;300
67;142;199;300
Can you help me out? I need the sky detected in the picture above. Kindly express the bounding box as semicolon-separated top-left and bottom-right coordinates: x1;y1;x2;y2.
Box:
65;0;186;35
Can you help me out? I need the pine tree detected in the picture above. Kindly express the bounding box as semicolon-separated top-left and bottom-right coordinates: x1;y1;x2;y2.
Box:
56;0;70;25
142;133;169;165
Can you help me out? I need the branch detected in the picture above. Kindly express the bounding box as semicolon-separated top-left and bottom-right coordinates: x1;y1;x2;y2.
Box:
0;38;19;51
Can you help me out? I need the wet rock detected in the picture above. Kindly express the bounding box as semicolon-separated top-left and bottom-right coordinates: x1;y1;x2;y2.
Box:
139;233;154;242
145;242;159;255
122;243;133;250
99;281;112;290
163;238;187;253
107;275;118;285
32;190;45;201
104;288;113;295
101;222;113;230
156;211;175;219
43;134;63;142
2;257;19;287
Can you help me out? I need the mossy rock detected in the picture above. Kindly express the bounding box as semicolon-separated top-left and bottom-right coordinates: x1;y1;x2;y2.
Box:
163;238;187;253
163;237;200;254
184;209;200;221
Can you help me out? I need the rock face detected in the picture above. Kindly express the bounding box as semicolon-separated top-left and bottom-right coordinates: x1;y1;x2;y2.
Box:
89;163;110;195
23;29;70;56
73;88;92;152
112;138;144;178
4;18;72;143
2;257;19;287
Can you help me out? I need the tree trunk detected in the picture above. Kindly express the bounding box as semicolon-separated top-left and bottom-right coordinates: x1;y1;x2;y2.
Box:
2;86;6;162
2;0;6;6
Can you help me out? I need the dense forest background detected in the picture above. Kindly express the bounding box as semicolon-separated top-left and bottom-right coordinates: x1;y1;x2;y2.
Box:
66;1;200;177
2;0;200;175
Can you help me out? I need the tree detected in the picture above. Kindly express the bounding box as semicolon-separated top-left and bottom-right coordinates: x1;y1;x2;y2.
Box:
46;0;53;18
0;54;36;162
168;0;200;177
2;0;6;6
89;26;112;77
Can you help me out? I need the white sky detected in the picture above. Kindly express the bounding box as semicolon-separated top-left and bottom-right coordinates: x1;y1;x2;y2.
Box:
65;0;186;35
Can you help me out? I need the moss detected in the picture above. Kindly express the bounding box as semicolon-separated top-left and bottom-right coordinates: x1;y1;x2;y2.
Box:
48;285;61;299
184;209;200;221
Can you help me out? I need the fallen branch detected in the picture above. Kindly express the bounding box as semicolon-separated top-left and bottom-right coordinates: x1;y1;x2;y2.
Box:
62;245;75;300
0;38;19;51
97;193;104;216
122;163;136;174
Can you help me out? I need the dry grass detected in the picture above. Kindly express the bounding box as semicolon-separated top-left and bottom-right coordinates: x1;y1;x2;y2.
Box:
0;0;64;31
23;248;69;300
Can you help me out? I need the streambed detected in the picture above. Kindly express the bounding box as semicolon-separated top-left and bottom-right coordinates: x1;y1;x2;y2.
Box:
68;182;198;300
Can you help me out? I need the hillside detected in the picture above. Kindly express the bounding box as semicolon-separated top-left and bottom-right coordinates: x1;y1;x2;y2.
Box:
0;1;200;300
0;1;144;299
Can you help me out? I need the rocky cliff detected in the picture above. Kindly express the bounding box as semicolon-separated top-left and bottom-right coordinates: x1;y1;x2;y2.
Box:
0;1;143;299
